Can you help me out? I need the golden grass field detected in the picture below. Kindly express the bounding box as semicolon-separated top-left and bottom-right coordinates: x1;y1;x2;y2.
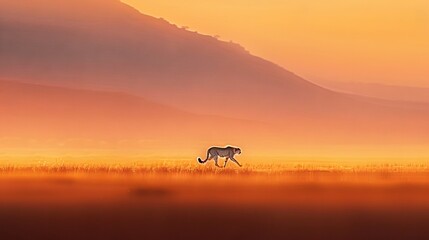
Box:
1;159;429;240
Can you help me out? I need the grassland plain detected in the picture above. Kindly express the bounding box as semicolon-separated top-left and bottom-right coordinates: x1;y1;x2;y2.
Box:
1;159;429;240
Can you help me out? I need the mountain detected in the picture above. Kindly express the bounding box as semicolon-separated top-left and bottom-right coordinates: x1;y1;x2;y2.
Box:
321;81;429;103
0;0;363;120
0;80;263;150
1;0;429;147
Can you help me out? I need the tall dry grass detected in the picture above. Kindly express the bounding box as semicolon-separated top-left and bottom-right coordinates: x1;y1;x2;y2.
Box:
1;161;429;177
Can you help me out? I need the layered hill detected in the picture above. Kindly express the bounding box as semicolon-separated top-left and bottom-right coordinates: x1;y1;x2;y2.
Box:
1;0;429;147
0;80;263;150
322;81;429;103
0;0;364;120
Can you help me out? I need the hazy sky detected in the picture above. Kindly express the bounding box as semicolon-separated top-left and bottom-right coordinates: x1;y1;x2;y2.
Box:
122;0;428;87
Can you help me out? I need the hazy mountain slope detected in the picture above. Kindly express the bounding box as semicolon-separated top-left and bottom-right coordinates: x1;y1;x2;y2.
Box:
322;81;429;103
0;0;367;120
0;80;263;149
1;0;429;145
2;80;427;154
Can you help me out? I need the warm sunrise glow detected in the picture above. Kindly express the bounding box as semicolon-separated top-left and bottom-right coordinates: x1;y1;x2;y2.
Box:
123;0;429;87
2;1;429;238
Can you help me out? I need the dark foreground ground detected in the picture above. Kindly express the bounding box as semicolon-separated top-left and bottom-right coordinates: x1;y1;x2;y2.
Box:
1;167;429;240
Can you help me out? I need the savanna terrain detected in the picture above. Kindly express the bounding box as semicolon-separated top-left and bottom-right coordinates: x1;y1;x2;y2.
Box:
1;1;428;239
1;158;429;240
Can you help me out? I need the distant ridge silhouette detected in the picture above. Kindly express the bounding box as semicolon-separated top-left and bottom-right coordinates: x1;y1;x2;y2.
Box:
1;0;429;145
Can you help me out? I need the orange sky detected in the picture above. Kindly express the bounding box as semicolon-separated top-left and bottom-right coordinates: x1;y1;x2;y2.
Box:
122;0;429;87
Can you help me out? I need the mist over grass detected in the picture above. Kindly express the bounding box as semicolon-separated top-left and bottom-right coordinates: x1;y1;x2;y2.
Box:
1;161;428;176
